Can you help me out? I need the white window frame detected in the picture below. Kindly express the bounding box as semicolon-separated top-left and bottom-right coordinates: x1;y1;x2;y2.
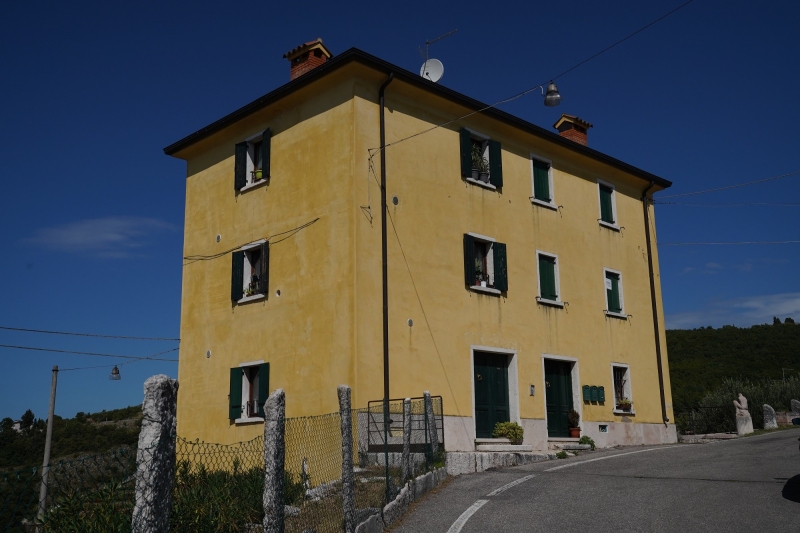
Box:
540;354;582;436
235;359;265;424
603;267;626;319
610;363;634;415
239;131;269;192
464;129;496;190
530;154;557;210
468;232;501;295
597;179;619;230
238;239;267;303
535;250;563;308
470;345;520;441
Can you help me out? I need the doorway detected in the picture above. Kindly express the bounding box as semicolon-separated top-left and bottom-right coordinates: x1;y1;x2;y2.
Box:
474;352;510;438
544;359;574;438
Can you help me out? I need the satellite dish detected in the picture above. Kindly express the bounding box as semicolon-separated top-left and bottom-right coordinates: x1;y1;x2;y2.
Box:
420;59;444;82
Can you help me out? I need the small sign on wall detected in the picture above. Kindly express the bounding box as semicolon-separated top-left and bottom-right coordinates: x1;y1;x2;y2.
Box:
605;278;613;290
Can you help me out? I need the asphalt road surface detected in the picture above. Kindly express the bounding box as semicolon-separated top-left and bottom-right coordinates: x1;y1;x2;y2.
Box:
392;429;800;532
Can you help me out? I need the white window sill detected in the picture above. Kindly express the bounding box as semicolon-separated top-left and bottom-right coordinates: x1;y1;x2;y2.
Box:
466;177;496;190
239;179;268;193
531;198;557;211
604;310;627;320
234;417;264;425
598;220;620;231
613;409;635;416
238;294;266;304
536;297;564;308
470;285;501;295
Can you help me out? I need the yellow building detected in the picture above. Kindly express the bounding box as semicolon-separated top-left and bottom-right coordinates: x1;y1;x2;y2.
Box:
165;41;677;451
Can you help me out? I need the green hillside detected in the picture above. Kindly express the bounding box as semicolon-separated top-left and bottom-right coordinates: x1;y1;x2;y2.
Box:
0;405;141;470
667;320;800;411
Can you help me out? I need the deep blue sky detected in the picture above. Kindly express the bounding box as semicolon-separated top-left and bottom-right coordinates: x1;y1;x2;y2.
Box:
1;0;798;421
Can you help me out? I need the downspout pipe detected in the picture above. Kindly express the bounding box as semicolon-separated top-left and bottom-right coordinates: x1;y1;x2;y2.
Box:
642;181;669;425
379;72;394;501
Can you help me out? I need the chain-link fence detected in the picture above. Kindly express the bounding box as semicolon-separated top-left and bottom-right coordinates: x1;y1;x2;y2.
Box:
1;394;445;532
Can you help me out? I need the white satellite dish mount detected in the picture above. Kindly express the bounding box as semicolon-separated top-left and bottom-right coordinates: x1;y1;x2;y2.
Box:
418;29;457;83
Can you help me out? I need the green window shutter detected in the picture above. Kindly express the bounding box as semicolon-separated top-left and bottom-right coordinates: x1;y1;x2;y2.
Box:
533;160;550;202
229;368;243;420
599;185;614;223
234;142;248;190
463;234;476;286
488;140;503;188
606;272;621;313
538;255;557;300
260;243;269;296
261;128;271;179
231;251;244;301
459;128;472;177
493;242;508;291
256;363;270;417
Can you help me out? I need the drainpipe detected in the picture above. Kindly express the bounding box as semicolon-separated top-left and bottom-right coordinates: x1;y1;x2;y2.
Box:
379;72;394;502
642;181;669;425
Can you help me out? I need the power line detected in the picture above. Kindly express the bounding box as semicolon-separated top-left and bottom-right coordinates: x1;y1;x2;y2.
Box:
368;0;695;157
655;201;800;207
0;344;179;361
658;240;800;246
658;170;800;199
0;325;179;341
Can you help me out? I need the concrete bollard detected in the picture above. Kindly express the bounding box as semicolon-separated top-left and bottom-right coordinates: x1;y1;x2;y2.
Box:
423;391;438;457
401;398;411;482
263;389;286;533
131;375;178;533
763;404;778;429
338;385;355;533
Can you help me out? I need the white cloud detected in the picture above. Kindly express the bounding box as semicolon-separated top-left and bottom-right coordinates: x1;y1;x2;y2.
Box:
705;262;722;269
666;292;800;329
25;216;177;257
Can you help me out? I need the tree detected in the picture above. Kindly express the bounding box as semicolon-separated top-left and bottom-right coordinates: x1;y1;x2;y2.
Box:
773;316;782;325
20;409;35;430
0;418;13;432
786;317;796;324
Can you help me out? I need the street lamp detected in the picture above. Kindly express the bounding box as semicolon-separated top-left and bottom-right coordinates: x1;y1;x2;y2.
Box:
109;365;121;380
544;81;562;107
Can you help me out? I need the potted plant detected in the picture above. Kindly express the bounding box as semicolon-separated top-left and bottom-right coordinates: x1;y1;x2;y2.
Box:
617;398;632;411
470;144;483;181
492;421;524;444
568;409;580;438
474;258;486;287
251;169;263;181
478;155;490;183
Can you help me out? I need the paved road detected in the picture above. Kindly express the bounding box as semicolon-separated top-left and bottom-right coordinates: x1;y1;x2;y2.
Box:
392;429;800;532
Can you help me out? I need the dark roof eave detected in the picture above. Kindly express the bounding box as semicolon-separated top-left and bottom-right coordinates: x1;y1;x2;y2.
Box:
163;48;671;189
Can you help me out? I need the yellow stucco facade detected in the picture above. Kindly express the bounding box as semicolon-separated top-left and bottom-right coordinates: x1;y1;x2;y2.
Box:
168;52;676;450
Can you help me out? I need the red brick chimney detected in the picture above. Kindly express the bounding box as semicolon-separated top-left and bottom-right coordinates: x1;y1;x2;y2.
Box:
553;114;593;146
283;38;332;81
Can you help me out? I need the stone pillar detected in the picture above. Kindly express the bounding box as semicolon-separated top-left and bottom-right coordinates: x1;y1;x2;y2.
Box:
132;375;178;533
423;391;438;457
401;398;411;482
338;385;355;533
791;399;800;414
763;404;778;429
263;389;286;533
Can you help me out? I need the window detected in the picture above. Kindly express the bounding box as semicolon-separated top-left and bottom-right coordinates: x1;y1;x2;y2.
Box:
604;269;624;317
598;180;618;228
459;128;503;189
463;233;508;294
611;364;632;412
531;156;555;208
231;241;269;302
536;251;561;306
235;128;272;191
229;361;270;422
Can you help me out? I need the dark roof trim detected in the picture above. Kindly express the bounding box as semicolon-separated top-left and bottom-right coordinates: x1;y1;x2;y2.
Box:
164;48;671;189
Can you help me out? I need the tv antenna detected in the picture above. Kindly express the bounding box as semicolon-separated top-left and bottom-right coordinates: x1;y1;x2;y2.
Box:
419;29;457;83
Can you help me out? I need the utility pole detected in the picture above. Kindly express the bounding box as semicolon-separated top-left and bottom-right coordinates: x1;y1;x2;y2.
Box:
37;365;58;522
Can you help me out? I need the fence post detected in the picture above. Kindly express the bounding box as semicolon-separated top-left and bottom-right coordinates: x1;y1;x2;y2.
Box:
423;391;438;457
338;385;355;533
263;389;286;533
401;398;411;482
131;375;178;533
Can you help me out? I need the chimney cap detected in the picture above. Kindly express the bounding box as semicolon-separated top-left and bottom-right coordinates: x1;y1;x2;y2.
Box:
283;38;332;62
553;114;593;131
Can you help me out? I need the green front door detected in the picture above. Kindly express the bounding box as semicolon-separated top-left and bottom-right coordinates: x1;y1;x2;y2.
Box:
545;359;573;438
474;352;510;438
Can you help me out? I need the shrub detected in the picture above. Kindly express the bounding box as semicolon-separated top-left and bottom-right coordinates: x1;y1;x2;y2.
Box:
578;435;596;450
492;422;524;444
555;451;568;459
